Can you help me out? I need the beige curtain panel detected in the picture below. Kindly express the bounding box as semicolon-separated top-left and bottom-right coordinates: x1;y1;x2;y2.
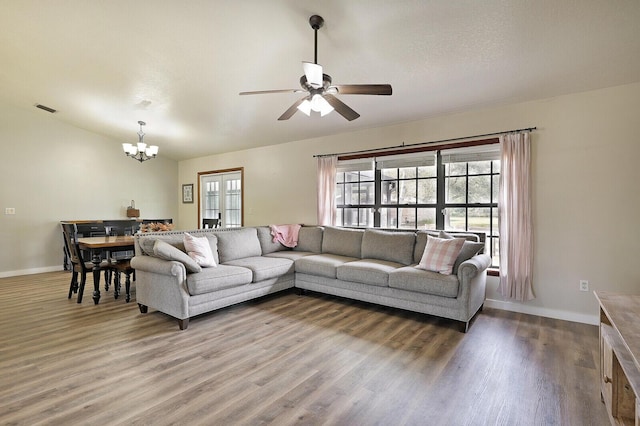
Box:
498;132;535;301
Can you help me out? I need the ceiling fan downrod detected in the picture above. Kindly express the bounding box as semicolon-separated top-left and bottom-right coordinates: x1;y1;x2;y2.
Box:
309;15;324;65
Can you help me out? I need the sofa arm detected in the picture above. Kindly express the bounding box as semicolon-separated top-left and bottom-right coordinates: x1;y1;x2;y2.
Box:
457;253;491;280
131;255;186;278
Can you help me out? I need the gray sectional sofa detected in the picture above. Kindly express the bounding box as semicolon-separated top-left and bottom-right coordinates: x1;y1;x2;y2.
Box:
131;226;491;331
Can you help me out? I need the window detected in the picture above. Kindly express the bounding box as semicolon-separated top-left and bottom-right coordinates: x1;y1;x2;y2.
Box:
335;142;500;266
198;168;243;228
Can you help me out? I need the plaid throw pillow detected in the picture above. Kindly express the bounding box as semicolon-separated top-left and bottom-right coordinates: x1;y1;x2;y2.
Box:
416;235;465;275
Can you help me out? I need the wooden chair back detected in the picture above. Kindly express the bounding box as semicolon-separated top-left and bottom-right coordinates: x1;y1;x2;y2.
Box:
61;223;84;266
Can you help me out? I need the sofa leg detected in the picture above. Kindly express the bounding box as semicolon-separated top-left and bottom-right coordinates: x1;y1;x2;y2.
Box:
138;303;148;314
295;288;307;296
460;321;469;333
178;318;189;330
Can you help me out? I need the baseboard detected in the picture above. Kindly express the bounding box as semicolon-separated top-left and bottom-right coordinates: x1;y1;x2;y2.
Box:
485;298;599;326
0;265;64;279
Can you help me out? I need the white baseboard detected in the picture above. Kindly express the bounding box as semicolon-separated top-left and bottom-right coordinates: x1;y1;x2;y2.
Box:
0;265;64;279
485;298;599;326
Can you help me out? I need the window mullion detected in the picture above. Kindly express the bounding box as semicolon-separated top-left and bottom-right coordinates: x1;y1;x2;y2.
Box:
374;167;381;227
436;151;445;229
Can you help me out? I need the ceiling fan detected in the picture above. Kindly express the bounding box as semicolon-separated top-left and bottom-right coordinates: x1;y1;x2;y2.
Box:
239;15;392;121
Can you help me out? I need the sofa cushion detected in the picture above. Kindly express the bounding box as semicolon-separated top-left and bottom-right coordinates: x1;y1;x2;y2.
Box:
389;266;460;298
361;229;415;266
321;227;364;258
416;236;465;275
294;254;358;279
216;228;262;263
183;232;217;267
294;226;323;253
224;256;294;282
256;226;288;255
337;259;404;287
152;240;202;273
186;265;253;295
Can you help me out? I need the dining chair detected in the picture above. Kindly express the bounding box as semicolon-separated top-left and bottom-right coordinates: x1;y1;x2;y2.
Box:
202;218;220;229
109;260;135;302
102;225;135;302
61;223;109;303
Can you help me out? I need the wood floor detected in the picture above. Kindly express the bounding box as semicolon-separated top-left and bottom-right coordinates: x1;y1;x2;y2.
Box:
1;272;608;425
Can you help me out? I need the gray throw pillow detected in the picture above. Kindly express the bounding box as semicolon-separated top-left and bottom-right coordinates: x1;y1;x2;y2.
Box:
153;239;202;273
451;240;485;274
139;238;157;256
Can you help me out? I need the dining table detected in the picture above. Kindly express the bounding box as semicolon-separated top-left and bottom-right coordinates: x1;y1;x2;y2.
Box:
77;235;135;305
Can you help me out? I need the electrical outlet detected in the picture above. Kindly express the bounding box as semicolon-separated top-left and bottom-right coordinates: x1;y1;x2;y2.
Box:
5;208;15;215
580;280;589;292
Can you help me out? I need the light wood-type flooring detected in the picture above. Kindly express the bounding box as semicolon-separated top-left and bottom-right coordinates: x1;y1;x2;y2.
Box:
1;272;609;425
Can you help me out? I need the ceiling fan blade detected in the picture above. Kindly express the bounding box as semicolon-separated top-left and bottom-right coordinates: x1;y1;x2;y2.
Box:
302;61;323;88
278;97;307;121
333;84;393;95
323;94;360;121
239;89;302;95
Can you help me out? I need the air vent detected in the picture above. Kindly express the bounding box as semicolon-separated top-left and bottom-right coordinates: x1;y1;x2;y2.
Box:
35;104;57;113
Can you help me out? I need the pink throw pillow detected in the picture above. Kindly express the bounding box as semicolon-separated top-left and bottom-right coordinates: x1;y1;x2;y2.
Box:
183;232;217;268
416;235;465;275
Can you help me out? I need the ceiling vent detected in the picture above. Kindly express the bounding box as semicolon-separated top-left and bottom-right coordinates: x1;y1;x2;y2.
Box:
35;104;57;113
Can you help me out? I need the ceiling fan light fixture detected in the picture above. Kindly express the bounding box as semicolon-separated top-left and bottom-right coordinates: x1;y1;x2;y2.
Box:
312;94;334;116
297;99;312;116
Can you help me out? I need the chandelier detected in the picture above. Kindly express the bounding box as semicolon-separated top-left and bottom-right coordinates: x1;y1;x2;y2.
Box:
122;121;158;162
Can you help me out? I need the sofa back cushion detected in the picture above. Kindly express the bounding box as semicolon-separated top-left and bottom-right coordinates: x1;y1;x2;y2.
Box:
216;227;262;263
322;227;364;258
256;226;287;254
294;226;323;253
361;229;415;266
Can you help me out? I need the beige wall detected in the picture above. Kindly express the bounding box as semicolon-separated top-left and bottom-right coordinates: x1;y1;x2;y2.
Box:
179;82;640;324
0;102;178;276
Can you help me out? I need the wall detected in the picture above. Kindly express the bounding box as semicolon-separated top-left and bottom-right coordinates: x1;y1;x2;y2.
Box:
179;82;640;324
0;102;178;277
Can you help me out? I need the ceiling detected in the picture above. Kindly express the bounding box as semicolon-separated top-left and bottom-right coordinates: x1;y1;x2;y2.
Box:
2;1;639;161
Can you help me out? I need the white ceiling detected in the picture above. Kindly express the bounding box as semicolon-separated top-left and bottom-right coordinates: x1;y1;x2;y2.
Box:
2;1;639;161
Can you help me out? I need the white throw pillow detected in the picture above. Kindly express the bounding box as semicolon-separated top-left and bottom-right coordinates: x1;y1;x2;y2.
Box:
416;235;465;275
183;232;217;268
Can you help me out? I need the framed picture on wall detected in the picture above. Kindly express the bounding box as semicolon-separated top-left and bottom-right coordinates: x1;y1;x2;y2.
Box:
182;184;194;203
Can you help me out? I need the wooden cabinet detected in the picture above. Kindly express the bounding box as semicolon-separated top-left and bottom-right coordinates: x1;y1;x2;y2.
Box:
595;292;640;425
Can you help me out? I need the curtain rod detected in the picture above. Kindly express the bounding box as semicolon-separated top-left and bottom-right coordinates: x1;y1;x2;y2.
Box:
312;126;537;158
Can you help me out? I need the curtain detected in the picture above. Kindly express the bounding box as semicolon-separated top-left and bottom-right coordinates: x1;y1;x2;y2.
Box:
498;132;534;301
316;155;337;226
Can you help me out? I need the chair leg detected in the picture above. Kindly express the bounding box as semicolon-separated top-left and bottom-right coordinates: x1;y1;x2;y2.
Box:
77;272;87;304
125;271;132;302
68;271;79;299
113;271;121;299
104;269;111;291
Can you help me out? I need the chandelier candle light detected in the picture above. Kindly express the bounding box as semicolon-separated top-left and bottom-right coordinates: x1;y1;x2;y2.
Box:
122;121;159;162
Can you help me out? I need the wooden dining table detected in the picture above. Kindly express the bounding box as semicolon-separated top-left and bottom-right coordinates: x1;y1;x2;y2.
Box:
77;235;135;305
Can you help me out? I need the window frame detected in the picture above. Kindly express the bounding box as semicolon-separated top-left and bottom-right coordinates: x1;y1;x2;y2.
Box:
335;139;500;268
